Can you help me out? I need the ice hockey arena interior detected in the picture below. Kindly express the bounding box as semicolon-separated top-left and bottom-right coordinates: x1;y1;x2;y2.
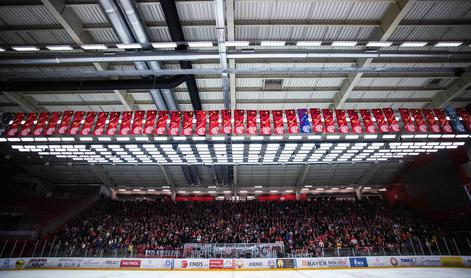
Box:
1;0;471;277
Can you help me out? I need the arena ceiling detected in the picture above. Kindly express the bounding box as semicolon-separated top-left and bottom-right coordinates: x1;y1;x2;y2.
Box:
0;0;470;193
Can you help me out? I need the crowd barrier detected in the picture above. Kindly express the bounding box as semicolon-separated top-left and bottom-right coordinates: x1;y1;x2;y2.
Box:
1;256;471;271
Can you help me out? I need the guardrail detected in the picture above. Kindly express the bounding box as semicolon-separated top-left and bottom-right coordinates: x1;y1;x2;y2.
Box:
1;237;471;259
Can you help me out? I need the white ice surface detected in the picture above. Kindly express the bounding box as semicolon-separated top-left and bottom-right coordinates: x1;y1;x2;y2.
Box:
1;268;470;278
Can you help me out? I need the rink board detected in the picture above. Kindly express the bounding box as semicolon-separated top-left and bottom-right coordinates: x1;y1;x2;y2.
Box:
0;256;470;271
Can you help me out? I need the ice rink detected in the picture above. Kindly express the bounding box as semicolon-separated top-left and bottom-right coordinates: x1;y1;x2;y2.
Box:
1;268;470;278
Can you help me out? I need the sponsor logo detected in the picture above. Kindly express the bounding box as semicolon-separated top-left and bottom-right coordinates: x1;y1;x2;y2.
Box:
28;258;47;268
198;127;207;135
107;127;116;135
21;128;31;136
248;262;263;267
70;127;78;134
275;126;285;134
120;260;141;268
349;258;368;267
209;127;218;135
133;127;142;134
267;260;276;268
289;126;299;133
144;127;153;134
302;260;327;267
418;125;427;132
235;126;244;134
406;124;415;132
326;126;334;133
81;127;90;135
209;259;223;269
248;126;257;134
276;259;295;269
104;260;120;267
181;260;188;269
156;127;165;134
367;125;375;133
380;125;389;132
46;128;54;135
339;125;349;133
431;125;440;133
223;260;234;269
164;260;174;268
1;259;10;270
95;127;103;135
223;126;231;134
121;127;130;135
15;259;25;269
353;126;362;133
390;257;398;266
8;128;18;136
169;127;179;135
301;125;311;133
261;127;270;134
440;256;463;267
400;258;417;265
183;128;191;135
391;124;400;132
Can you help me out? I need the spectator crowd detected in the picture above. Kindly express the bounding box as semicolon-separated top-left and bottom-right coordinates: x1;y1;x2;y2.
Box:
54;198;442;257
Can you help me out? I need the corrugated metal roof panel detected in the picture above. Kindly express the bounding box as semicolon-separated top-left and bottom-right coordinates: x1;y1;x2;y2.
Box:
282;78;344;88
147;27;172;42
236;103;330;110
236;78;264;88
357;77;431;87
235;1;388;21
177;1;215;22
405;1;471;20
389;26;471;41
174;91;190;101
235;26;378;41
182;26;217;41
202;103;225;111
137;3;165;23
197;79;222;88
79;93;120;102
200;91;224;101
130;92;153;102
136;104;156;110
0;30;75;44
72;4;108;24
0;6;58;25
87;28;119;43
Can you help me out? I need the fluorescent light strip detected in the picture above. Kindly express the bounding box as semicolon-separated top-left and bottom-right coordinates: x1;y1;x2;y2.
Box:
366;41;393;47
331;41;357;47
187;41;213;48
12;46;39;51
151;42;177;48
81;44;108;50
260;41;286;47
116;43;142;49
434;42;462;47
296;41;322;47
0;47;5;52
400;42;427;47
225;41;250;47
46;45;73;51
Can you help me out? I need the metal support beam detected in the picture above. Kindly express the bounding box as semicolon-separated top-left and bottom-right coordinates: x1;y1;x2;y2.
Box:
333;0;417;108
214;0;230;109
357;163;382;185
295;164;311;190
430;72;471;108
2;92;38;112
90;165;115;190
159;165;174;186
41;0;136;110
226;0;236;110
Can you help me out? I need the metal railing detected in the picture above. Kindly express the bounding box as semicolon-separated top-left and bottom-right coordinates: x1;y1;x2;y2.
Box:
1;236;471;259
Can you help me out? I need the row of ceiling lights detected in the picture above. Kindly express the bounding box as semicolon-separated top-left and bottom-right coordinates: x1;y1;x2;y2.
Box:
3;133;470;144
116;187;386;194
0;41;468;52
